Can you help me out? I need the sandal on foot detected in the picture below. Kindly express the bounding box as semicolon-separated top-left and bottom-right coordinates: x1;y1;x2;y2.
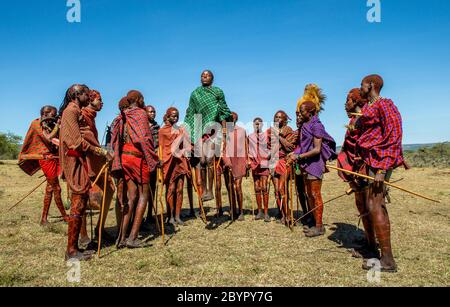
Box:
362;259;398;273
305;226;326;238
65;251;93;261
126;239;145;249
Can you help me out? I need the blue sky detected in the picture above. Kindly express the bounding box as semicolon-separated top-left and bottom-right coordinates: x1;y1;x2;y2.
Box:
0;0;449;144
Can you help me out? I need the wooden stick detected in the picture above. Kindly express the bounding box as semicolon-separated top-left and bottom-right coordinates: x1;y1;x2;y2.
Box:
290;166;294;228
294;171;300;221
191;167;207;224
92;162;108;188
350;112;363;117
228;169;234;222
327;165;440;203
8;178;47;211
148;182;160;234
158;147;165;245
97;166;109;257
157;169;165;244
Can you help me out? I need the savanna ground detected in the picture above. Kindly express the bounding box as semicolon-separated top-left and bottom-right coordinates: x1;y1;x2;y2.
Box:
0;160;449;287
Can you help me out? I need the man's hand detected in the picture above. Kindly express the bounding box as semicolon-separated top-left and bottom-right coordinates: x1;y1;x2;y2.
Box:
246;160;252;170
287;153;299;164
373;172;386;192
105;151;113;162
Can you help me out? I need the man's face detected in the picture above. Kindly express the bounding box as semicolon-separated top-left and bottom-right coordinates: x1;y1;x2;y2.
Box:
167;110;179;125
253;120;263;132
146;107;156;121
345;96;357;114
360;81;371;98
90;97;103;112
299;105;311;123
296;112;302;129
78;88;90;107
274;112;285;128
41;108;56;121
201;71;213;87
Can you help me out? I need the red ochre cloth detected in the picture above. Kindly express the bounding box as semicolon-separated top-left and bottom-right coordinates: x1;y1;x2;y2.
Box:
39;159;60;180
122;143;150;184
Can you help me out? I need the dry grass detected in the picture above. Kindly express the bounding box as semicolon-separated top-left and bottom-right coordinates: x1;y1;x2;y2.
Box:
0;160;449;287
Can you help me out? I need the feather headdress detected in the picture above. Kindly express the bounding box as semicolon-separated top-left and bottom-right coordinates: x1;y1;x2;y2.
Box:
296;83;326;113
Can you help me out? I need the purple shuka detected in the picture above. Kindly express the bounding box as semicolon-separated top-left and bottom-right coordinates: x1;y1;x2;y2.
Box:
294;115;337;178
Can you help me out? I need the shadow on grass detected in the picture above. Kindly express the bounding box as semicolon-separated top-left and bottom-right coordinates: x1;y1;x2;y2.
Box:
327;222;366;250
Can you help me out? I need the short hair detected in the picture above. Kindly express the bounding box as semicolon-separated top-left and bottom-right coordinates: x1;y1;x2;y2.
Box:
253;117;263;123
40;105;57;116
118;97;130;111
362;74;384;92
274;110;291;121
127;90;144;105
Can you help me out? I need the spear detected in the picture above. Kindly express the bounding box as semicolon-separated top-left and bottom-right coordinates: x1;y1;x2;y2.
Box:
327;165;440;203
293;177;411;225
97;166;109;257
8;178;47;212
157;147;165;245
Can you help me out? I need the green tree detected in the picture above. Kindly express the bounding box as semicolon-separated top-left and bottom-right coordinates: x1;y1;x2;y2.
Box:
0;132;22;160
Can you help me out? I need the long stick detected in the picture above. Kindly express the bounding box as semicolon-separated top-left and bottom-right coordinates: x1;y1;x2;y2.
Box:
294;171;300;221
8;178;47;211
148;181;160;234
327;165;440;203
191;167;207;224
157;147;165;244
228;169;234;222
157;169;165;244
97;166;109;257
294;177;409;225
290;166;294;228
92;162;108;188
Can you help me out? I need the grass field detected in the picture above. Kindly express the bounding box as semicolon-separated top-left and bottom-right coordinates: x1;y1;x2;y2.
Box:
0;160;449;287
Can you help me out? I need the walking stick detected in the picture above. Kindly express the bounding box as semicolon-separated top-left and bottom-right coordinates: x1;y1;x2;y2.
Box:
191;167;207;224
91;162;108;188
97;166;109;257
327;165;440;203
157;147;165;244
8;178;47;211
157;168;165;244
294;169;300;221
148;183;160;234
228;168;234;222
290;166;295;228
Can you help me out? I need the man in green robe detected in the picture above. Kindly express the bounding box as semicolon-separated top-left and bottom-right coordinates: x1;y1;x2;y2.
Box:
185;70;232;202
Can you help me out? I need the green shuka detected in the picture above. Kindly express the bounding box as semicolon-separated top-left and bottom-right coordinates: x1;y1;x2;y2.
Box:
184;86;232;143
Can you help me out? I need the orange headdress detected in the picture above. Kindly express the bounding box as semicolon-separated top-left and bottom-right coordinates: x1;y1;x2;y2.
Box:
296;83;326;114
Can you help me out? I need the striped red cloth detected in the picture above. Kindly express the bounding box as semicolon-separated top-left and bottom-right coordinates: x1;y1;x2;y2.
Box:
19;119;54;176
337;117;362;182
357;98;404;171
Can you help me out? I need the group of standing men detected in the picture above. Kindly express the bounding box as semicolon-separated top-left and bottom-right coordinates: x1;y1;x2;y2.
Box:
18;70;404;272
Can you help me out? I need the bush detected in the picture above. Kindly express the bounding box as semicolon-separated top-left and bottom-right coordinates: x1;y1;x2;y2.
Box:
404;142;450;168
0;132;22;160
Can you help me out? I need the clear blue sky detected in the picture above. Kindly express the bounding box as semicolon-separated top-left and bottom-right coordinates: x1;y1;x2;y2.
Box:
1;0;449;144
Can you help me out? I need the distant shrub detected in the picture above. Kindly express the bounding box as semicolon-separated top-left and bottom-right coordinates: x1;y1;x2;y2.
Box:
404;143;450;168
0;132;22;160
